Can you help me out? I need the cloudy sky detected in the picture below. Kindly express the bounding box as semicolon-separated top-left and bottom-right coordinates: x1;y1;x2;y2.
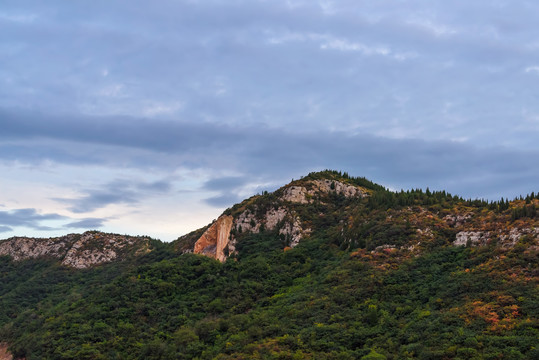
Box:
1;0;539;241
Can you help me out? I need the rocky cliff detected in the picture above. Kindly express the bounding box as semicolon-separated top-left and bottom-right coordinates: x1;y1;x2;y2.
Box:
186;177;370;261
194;215;233;262
0;231;151;269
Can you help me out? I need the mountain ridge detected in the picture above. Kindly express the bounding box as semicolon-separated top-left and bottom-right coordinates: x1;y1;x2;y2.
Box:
0;231;151;269
2;170;538;267
176;170;538;262
0;170;537;359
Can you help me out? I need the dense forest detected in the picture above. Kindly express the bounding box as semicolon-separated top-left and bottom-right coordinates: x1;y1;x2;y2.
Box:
0;171;537;359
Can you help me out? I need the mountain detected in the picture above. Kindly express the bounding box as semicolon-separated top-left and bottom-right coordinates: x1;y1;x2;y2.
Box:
177;170;538;260
0;170;537;359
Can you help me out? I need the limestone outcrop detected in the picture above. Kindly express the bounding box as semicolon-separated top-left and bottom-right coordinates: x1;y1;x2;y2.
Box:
61;232;150;269
0;235;75;261
194;215;233;262
280;179;367;204
499;227;539;248
454;231;491;247
444;214;472;227
231;206;309;249
0;231;150;269
454;227;539;248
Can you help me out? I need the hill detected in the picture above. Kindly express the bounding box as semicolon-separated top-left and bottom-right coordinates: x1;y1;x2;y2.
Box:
0;170;537;359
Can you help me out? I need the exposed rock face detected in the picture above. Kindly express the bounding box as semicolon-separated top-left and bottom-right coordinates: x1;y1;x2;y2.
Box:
0;235;75;261
454;227;539;248
235;210;262;233
194;215;233;262
444;214;472;227
499;227;539;247
454;231;491;246
62;232;149;269
281;186;310;204
0;343;13;360
280;179;367;204
0;232;150;269
232;207;309;248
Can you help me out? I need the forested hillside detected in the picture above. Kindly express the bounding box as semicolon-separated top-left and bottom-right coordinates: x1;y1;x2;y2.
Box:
0;171;537;359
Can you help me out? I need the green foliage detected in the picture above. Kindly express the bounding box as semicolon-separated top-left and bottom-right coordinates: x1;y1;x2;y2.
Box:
511;204;537;221
1;237;536;359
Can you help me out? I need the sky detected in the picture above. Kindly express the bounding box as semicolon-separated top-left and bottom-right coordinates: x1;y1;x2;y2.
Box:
1;0;539;241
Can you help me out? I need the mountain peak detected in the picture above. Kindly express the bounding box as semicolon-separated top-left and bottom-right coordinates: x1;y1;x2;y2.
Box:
183;172;377;261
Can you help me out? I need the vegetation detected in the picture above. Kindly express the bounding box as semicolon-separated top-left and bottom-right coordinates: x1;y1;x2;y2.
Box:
0;171;537;359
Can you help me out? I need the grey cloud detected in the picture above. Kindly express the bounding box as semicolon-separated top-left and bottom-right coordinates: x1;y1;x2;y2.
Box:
0;226;13;233
0;207;108;234
64;218;106;229
203;176;248;191
2;108;538;202
204;194;244;208
0;109;242;153
202;176;249;207
55;178;174;213
0;208;66;230
138;180;173;192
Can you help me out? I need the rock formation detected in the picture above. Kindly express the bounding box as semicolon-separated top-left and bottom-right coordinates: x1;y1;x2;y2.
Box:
280;179;367;204
453;227;539;248
194;215;233;262
230;206;309;248
454;231;491;247
0;231;150;269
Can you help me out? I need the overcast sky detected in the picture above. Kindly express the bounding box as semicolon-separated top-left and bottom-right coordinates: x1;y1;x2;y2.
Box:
1;0;539;241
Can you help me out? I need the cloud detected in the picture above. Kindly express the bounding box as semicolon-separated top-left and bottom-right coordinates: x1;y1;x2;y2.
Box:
202;176;249;207
203;176;248;191
405;18;459;37
204;194;244;207
0;12;37;23
64;218;106;229
525;66;539;74
1;108;538;202
266;31;411;60
0;208;66;230
0;108;240;154
0;226;13;233
0;207;108;235
55;178;174;213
